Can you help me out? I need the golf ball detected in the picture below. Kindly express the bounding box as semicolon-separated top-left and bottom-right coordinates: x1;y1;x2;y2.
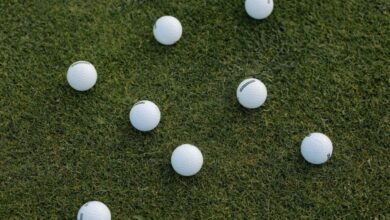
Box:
129;100;161;132
245;0;274;20
171;144;203;176
153;16;182;45
301;133;333;165
236;78;267;109
67;61;97;91
77;201;111;220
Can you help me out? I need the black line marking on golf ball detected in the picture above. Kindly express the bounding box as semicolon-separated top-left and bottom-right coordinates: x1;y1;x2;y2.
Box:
134;101;145;106
153;24;157;30
239;79;256;92
327;153;331;159
268;0;271;4
80;213;83;220
71;61;91;67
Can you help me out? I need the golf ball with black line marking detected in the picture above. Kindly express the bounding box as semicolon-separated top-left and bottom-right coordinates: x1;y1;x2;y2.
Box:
67;61;97;91
301;133;333;165
77;201;111;220
129;100;161;132
153;16;182;45
171;144;203;176
245;0;274;20
237;78;267;109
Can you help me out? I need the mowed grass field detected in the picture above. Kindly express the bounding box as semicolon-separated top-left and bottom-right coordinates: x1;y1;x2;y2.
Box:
0;0;389;219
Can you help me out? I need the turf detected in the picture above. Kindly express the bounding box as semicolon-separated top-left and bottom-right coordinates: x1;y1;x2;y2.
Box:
0;0;389;219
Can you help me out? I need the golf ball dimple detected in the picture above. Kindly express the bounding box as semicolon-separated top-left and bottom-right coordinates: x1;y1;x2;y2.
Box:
77;201;111;220
301;133;333;165
153;16;183;45
129;100;161;132
67;61;97;91
245;0;274;20
171;144;203;176
237;78;267;109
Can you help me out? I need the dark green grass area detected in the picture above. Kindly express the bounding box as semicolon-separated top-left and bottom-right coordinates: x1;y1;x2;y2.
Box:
0;0;389;218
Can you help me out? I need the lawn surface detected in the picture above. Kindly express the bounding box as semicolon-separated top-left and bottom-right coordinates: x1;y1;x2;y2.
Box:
0;0;389;219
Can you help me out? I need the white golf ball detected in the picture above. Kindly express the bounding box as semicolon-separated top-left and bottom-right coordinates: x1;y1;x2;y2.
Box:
171;144;203;176
67;61;97;91
245;0;274;20
129;100;161;132
153;16;183;45
236;78;267;109
301;133;333;165
77;201;111;220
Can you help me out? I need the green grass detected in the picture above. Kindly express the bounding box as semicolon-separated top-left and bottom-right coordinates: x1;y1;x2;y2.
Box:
0;0;389;219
